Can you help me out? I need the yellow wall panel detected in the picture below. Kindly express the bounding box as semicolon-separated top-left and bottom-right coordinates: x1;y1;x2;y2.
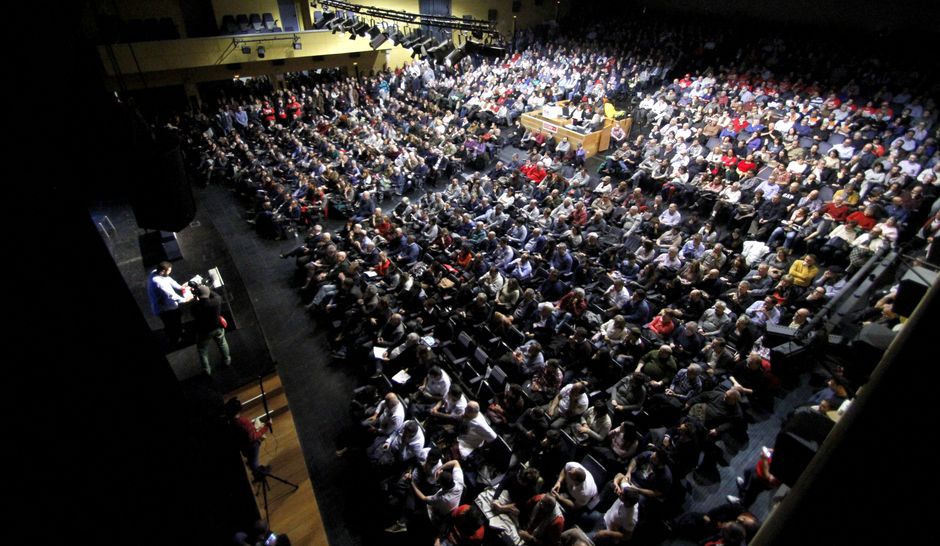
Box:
99;30;393;76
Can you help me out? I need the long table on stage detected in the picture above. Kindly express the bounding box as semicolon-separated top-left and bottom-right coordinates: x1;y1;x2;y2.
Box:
520;103;632;159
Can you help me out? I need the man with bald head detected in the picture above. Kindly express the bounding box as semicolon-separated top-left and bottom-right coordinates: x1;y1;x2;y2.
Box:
456;401;497;459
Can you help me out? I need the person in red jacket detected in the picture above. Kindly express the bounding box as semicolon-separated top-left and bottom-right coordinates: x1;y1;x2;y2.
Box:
225;398;271;471
437;504;486;545
845;205;878;231
261;101;276;125
820;196;850;222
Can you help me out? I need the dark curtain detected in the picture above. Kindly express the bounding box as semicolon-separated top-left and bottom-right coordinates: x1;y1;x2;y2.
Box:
419;0;452;42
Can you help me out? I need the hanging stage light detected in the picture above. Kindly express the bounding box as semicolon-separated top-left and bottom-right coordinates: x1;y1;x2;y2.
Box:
428;40;454;64
368;26;389;49
351;21;370;37
314;11;335;29
444;43;468;66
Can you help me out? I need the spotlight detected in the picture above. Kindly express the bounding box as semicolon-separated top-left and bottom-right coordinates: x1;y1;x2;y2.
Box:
421;38;438;58
390;29;405;46
369;28;389;49
411;37;435;58
444;44;467;67
352;21;370;37
293;41;302;50
401;31;422;48
257;46;266;58
429;40;454;64
314;11;335;30
241;45;251;54
466;40;507;58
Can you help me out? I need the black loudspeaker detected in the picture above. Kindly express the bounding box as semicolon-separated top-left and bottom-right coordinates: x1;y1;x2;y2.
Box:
138;231;184;269
770;430;821;487
129;139;196;232
488;9;498;21
512;1;521;13
893;266;937;317
764;322;798;345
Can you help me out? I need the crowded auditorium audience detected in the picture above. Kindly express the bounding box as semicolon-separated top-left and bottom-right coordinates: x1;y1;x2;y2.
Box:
167;14;938;546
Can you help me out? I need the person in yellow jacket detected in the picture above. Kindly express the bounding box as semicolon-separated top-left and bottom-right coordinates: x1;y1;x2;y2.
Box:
603;97;625;119
788;254;820;287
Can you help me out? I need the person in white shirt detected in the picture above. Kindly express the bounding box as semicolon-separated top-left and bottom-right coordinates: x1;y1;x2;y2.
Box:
593;485;641;543
429;384;468;425
659;203;682;227
335;392;404;457
146;261;193;345
371;419;424;465
551;462;598;511
408;459;464;528
456;401;497;459
547;381;589;429
417;366;451;402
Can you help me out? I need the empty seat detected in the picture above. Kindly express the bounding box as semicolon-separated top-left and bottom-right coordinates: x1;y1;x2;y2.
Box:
220;15;238;34
236;14;250;33
249;13;263;31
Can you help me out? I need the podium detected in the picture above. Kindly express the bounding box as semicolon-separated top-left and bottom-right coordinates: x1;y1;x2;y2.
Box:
520;101;631;159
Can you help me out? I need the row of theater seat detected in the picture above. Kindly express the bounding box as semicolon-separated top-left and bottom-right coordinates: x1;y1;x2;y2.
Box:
220;13;287;35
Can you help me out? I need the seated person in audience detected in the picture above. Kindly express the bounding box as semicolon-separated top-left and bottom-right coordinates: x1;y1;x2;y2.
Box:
730;352;774;412
519;493;565;546
568;399;613;446
455;401;498;461
429;384;469;427
551;461;598;512
369;419;425;468
336;392;404;458
590;485;641;545
546;380;590;429
504;339;547;381
635;345;679;388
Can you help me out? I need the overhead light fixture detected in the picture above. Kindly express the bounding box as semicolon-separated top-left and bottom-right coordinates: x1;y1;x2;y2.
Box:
293;41;302;50
314;11;335;30
429;40;454;64
420;38;438;58
352;21;370;37
401;31;422;48
257;46;266;58
369;27;388;49
411;37;435;58
241;45;251;54
467;40;507;58
390;29;405;46
444;43;467;67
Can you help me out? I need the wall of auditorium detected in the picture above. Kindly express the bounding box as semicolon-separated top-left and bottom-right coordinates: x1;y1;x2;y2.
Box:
451;0;570;36
114;50;384;92
211;0;282;31
99;30;392;79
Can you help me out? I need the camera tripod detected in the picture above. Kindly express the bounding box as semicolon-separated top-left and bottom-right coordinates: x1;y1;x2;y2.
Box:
252;464;300;522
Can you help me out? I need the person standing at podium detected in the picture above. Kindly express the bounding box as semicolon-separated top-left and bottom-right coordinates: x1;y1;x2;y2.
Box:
146;261;192;347
193;285;231;375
